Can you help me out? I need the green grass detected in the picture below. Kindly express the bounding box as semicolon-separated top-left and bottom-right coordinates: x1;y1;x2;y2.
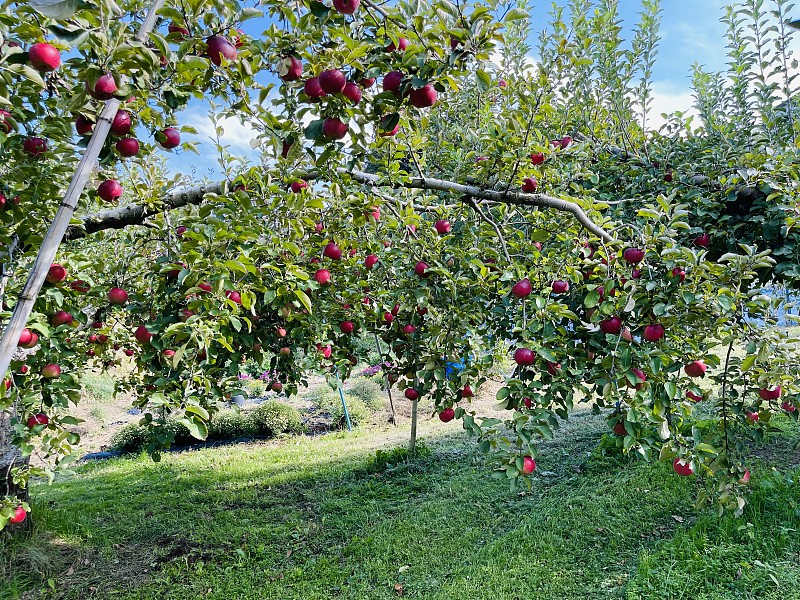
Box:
81;371;116;403
2;413;800;600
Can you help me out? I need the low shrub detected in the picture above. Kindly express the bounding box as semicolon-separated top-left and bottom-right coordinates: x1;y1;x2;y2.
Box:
250;401;303;435
208;410;258;440
329;395;369;429
109;422;149;452
347;378;385;411
242;378;268;398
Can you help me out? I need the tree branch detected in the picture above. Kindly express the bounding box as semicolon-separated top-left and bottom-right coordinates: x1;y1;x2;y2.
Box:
463;195;511;262
64;169;615;242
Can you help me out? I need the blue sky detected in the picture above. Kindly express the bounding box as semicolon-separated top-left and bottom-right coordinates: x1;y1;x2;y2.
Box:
166;0;743;177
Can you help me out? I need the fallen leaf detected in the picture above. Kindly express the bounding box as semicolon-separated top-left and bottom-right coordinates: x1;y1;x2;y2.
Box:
394;583;404;596
671;515;684;523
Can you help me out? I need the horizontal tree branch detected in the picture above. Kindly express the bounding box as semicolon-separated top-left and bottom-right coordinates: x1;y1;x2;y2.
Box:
64;169;615;242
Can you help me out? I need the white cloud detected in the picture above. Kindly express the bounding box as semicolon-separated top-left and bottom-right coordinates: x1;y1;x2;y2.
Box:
646;81;697;129
180;107;260;153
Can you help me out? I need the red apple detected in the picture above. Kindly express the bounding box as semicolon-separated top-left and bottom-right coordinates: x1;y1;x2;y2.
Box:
365;254;379;269
404;388;420;401
86;73;118;100
461;385;474;398
758;386;781;401
116;137;140;157
163;349;176;358
158;127;180;149
323;243;342;260
314;269;332;286
560;136;572;149
27;413;49;428
434;220;451;235
134;325;152;344
23;137;47;157
70;279;90;292
75;114;94;135
46;263;67;284
745;411;759;422
340;321;355;334
739;468;750;484
551;280;569;294
686;391;703;403
513;347;535;366
107;287;128;305
179;309;194;322
546;361;561;376
198;281;212;293
401;324;416;335
383;71;403;94
673;458;694;476
379;122;400;137
511;278;532;298
279;55;303;82
383;312;394;324
391;304;401;316
342;82;362;104
782;401;796;413
694;233;710;248
124;348;135;357
628;368;647;390
521;456;536;475
530;152;545;165
359;77;376;88
521;177;538;193
289;180;308;193
612;421;627;436
414;261;429;278
303;77;326;99
439;407;455;422
684;361;707;378
28;42;61;71
671;267;686;283
409;84;437;108
643;324;665;342
206;36;237;66
332;0;360;14
226;290;242;304
664;170;673;183
110;110;132;136
8;506;26;524
623;247;645;264
41;363;61;379
98;179;123;202
319;69;346;94
386;37;409;52
599;316;622;335
271;382;283;393
167;21;189;37
322;117;348;140
52;311;72;326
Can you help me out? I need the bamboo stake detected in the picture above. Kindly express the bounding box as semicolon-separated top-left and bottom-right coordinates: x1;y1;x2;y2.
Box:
0;0;166;381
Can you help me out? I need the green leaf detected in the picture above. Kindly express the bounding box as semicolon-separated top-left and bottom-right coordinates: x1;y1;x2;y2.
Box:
178;416;208;441
294;289;312;313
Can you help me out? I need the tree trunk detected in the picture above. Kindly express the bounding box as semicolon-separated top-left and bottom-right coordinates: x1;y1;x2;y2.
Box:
0;410;26;501
409;398;418;454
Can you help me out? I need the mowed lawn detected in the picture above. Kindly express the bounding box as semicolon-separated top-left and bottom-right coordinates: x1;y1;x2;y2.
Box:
3;411;800;600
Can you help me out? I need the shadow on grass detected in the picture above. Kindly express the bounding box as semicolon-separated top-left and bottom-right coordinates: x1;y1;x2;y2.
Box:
2;414;800;600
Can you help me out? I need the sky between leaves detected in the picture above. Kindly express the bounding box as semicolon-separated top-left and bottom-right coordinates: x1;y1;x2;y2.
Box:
164;0;781;178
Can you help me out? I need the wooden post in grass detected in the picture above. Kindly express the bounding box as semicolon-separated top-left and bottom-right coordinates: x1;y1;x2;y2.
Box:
0;0;165;508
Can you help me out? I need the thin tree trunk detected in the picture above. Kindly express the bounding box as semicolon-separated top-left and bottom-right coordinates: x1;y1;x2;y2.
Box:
409;398;418;454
